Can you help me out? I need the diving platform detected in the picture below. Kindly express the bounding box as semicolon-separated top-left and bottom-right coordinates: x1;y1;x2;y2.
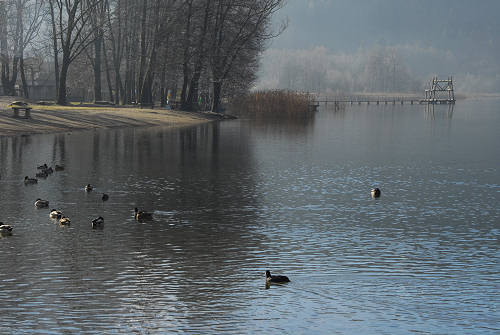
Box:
422;77;455;104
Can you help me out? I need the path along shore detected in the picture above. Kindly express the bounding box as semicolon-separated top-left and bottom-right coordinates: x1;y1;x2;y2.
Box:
0;97;224;137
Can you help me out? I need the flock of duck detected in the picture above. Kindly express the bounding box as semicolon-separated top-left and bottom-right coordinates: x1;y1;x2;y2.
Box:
1;163;382;285
0;163;154;237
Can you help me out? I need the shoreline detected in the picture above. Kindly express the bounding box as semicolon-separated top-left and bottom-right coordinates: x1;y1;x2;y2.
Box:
0;97;230;138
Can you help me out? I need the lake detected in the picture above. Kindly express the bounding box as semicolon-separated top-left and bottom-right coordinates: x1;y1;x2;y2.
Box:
0;100;499;334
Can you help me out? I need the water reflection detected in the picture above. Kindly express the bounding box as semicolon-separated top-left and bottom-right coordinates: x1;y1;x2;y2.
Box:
0;123;271;333
424;103;454;119
247;115;316;138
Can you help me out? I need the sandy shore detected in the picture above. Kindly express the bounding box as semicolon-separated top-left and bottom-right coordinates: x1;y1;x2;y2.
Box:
0;97;218;137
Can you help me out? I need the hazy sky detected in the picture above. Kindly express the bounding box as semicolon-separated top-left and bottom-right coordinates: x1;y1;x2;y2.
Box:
261;0;500;92
273;0;500;51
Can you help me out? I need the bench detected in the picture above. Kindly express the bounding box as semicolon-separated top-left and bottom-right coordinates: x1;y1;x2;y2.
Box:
12;106;32;118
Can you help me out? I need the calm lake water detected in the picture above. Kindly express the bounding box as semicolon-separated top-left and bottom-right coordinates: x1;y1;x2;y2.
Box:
0;100;499;334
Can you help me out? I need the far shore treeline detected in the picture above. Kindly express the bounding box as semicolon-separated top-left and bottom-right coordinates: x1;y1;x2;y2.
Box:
0;0;286;113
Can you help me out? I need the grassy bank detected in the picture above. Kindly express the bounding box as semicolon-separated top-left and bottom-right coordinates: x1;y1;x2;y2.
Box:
229;90;314;118
0;97;214;137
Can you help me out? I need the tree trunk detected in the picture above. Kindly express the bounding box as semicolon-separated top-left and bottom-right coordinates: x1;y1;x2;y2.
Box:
103;40;114;103
211;80;222;113
115;36;126;104
180;1;193;109
93;34;103;102
187;66;202;111
137;0;148;103
0;1;13;95
20;58;29;98
124;48;133;104
141;73;153;104
106;0;123;104
57;58;70;105
1;56;19;96
159;63;166;107
186;0;211;111
48;0;59;98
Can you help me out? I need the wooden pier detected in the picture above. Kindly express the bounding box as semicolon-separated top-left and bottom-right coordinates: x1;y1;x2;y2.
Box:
308;76;456;109
315;95;423;106
312;76;456;107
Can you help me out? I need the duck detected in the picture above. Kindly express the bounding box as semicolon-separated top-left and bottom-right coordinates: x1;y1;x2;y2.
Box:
37;163;48;170
0;224;13;236
35;170;48;178
24;176;38;184
55;165;65;171
35;198;49;208
371;188;381;198
49;209;63;219
59;217;71;226
134;207;153;221
266;270;290;283
91;216;104;229
101;193;109;201
43;167;54;174
85;184;93;192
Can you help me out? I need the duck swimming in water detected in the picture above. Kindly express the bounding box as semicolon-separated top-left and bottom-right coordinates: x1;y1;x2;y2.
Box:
371;188;381;198
59;217;71;226
102;193;109;201
134;207;153;221
85;184;93;192
266;270;290;283
0;224;13;236
35;198;49;208
36;171;48;178
49;209;63;219
91;216;104;229
24;176;38;184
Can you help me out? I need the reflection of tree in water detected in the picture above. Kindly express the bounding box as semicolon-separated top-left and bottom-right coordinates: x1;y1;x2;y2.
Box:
51;134;66;163
87;123;265;321
0;135;32;171
0;124;266;328
249;113;316;138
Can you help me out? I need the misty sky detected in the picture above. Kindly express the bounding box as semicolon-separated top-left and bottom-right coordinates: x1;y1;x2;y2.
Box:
260;0;500;92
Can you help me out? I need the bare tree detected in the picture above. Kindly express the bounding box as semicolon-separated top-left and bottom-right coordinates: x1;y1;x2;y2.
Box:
0;1;10;94
1;0;21;96
104;0;128;104
86;0;107;102
208;0;286;113
48;0;104;105
18;0;45;98
185;0;212;111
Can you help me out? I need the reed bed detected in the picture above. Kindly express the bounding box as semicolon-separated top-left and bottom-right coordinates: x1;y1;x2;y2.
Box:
231;90;314;118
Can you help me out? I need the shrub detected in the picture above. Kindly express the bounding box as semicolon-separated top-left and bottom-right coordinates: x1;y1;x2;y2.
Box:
230;90;314;118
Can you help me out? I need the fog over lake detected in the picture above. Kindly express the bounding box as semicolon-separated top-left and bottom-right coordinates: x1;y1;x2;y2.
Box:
258;0;500;93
